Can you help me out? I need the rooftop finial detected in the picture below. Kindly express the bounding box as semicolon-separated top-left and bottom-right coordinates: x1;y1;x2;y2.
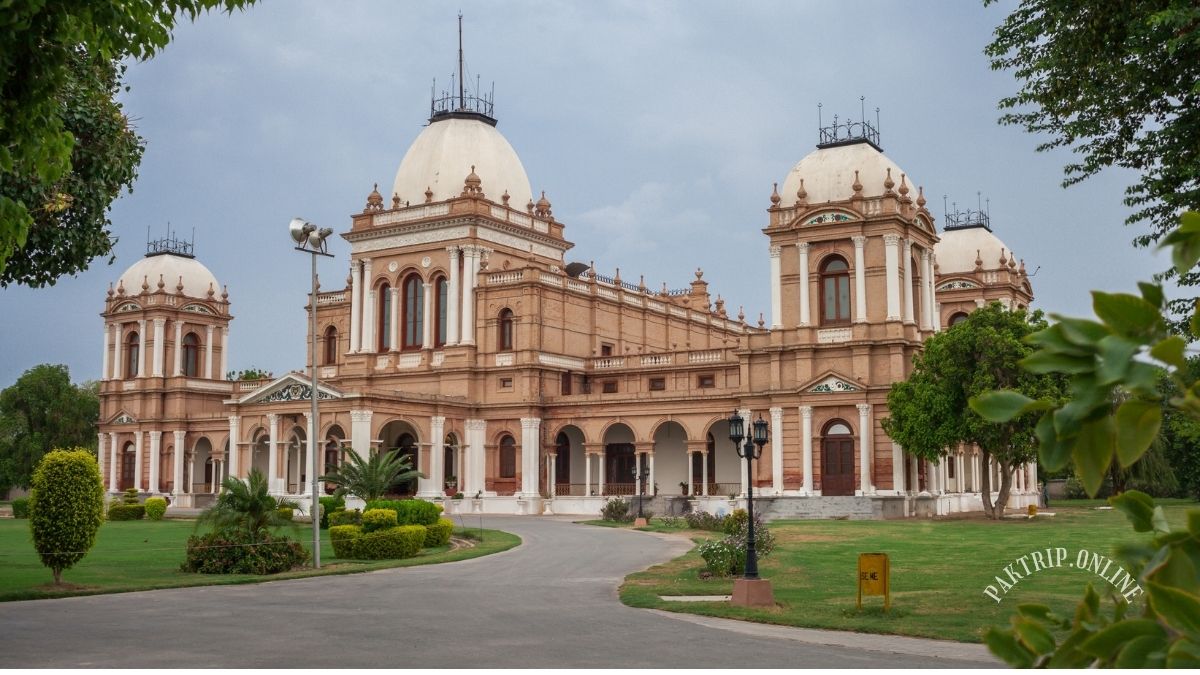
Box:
430;14;496;125
817;99;881;150
944;192;992;231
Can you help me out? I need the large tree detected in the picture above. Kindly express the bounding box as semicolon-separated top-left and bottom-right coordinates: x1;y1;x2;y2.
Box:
882;303;1064;519
985;0;1200;320
0;0;254;286
0;365;99;492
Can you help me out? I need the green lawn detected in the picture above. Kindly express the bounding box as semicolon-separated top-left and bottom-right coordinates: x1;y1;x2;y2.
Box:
0;519;519;601
618;502;1196;643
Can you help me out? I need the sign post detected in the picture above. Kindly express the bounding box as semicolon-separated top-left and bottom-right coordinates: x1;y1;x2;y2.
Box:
857;552;890;611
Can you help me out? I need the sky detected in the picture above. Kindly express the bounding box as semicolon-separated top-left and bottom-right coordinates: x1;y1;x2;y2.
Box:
0;0;1167;388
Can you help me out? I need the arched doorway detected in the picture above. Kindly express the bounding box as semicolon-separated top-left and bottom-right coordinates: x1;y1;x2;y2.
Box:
324;424;346;495
653;421;687;497
120;442;136;491
443;432;459;488
552;425;585;496
821;420;855;496
250;430;270;481
378;420;420;496
700;419;740;496
602;423;636;495
285;425;306;494
193;438;213;493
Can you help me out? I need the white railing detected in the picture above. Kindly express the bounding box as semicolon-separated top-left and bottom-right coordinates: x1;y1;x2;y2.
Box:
538;353;586;369
495;353;514;367
668;307;688;318
371;203;450;226
398;353;421;369
317;292;346;305
431;351;445;367
593;357;625;369
320;366;337;379
487;271;523;285
596;287;617;300
817;327;852;344
641;354;672;366
688;350;722;363
565;279;589;293
539;272;563;287
646;300;666;312
375;355;391;369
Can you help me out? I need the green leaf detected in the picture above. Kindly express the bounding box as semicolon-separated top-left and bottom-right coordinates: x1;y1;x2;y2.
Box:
1025;323;1093;356
1111;491;1157;532
1150;335;1187;369
1148;582;1200;636
1115;634;1169;668
1079;619;1166;659
1189;510;1200;540
1017;603;1054;621
1092;291;1162;338
1151;506;1171;536
1167;638;1200;669
970;390;1051;422
1192;300;1200;339
1114;399;1162;468
1095;335;1140;384
1162;222;1200;277
1015;617;1056;655
985;628;1035;668
1056;317;1110;347
1021;349;1096;374
1138;282;1165;309
1037;412;1071;472
1073;416;1116;497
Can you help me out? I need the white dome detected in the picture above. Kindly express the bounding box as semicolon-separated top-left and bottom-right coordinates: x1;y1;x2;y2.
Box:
118;253;220;299
934;226;1012;275
781;141;911;205
392;117;533;206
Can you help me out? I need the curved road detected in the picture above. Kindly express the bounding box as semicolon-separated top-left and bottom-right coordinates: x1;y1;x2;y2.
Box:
0;517;995;668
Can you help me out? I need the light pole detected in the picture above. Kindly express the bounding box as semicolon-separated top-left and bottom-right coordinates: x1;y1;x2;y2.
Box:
728;410;773;605
290;217;334;569
632;463;650;522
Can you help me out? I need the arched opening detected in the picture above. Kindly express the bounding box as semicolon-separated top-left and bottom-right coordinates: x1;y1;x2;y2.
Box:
125;332;140;379
692;434;718;494
949;311;970;327
379;420;420;496
323;326;338;365
182;332;200;377
193;438;214;494
120;442;136;491
700;420;740;496
159;442;172;493
377;282;392;352
250;430;270;483
821;420;855;496
820;256;851;325
652;421;688;496
402;274;423;349
434;275;448;347
323;424;346;494
444;432;459;488
602;423;636;495
499;434;517;479
911;255;922;325
285;425;306;494
498;308;514;351
552;425;585;496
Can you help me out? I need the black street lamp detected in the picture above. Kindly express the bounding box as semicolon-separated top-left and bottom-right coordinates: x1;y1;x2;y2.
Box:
728;410;769;580
632;463;650;520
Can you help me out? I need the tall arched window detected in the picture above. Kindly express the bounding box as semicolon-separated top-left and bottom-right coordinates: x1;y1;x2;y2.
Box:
821;420;855;496
378;283;392;352
911;256;922;325
499;434;516;478
323;326;338;365
125;332;140;379
498;308;514;351
434;276;448;347
402;274;424;349
820;256;851;325
182;332;200;377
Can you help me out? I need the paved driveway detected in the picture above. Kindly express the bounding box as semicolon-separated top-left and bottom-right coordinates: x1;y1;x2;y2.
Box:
0;516;996;668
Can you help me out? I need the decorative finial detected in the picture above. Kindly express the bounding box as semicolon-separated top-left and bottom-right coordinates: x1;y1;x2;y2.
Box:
770;182;781;207
535;191;552;218
526;197;535;213
1008;252;1017;270
974;249;983;271
695;267;703;280
392;192;401;209
221;285;229;301
796;178;808;206
207;282;216;299
117;279;125;296
737;304;745;322
999;247;1007;266
613;267;621;284
1019;258;1027;275
758;312;765;328
883;167;895;194
141;275;149;293
156;274;165;291
365;183;384;211
106;282;114;298
851;170;863;198
424;186;433;203
502;189;510;206
462;165;483;197
898;173;910;197
917;185;926;208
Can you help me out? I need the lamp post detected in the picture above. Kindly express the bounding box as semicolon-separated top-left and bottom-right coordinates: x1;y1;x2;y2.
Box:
632;463;650;522
728;409;773;605
290;217;334;569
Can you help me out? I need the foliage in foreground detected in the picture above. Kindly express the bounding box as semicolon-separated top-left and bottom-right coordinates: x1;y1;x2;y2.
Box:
180;529;308;575
28;449;105;583
0;364;98;491
196;469;296;542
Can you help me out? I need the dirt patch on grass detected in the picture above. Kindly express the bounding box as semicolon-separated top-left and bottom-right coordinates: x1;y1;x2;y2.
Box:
33;581;96;593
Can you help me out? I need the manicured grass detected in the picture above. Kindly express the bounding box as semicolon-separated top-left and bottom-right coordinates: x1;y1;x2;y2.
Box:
617;502;1196;643
0;519;519;601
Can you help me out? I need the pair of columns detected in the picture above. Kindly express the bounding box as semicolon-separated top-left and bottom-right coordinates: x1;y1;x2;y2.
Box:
102;321;228;380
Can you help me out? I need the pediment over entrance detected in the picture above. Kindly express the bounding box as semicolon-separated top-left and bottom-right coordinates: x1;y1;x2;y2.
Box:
235;372;343;405
803;372;861;393
108;411;137;424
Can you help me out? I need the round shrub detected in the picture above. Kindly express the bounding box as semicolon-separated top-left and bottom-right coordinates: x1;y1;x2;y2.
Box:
277;506;294;521
11;497;30;518
361;507;398;533
723;508;748;535
352;524;426;560
365;499;440;526
144;497;168;521
28;448;105;583
181;529;309;574
329;524;362;558
424;517;454;547
600;497;632;522
107;503;145;520
329;508;361;527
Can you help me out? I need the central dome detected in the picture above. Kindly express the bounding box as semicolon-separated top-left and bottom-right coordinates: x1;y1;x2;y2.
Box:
117;252;220;299
392;117;533;207
780;141;910;205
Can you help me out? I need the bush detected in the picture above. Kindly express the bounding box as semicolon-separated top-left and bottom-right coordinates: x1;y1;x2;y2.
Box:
424;518;454;547
1064;476;1089;499
107;503;145;520
329;524;362;558
699;513;777;576
277;507;294;521
684;510;727;531
120;487;140;504
451;492;464;500
723;508;748;535
318;496;344;529
365;499;440;526
352;524;426;560
600;497;632;522
328;508;361;527
10;497;30;518
698;539;740;576
181;529;309;574
144;497;167;521
361;508;398;533
28;448;106;583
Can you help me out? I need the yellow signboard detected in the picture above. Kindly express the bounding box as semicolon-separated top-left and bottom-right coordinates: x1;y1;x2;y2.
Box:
857;552;891;610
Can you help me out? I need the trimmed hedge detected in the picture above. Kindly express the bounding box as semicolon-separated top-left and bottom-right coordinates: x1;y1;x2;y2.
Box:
362;508;397;533
144;497;168;521
11;497;30;518
107;504;145;521
277;507;294;521
365;499;440;526
328;508;361;527
181;529;309;574
353;525;426;560
329;525;361;558
424;517;454;547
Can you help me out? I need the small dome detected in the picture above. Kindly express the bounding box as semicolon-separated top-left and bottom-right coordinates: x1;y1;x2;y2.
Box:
934;226;1012;275
118;253;219;300
781;141;910;205
392;117;533;207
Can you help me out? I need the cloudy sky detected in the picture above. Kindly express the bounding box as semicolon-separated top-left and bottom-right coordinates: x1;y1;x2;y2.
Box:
0;0;1165;387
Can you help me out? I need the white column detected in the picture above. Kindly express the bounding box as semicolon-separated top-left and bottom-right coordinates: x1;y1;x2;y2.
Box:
152;318;166;377
701;450;709;496
769;406;783;495
548;453;557;498
957;453;965;493
738;408;751;497
919;249;933;331
648;453;656;496
686;451;694;497
852;236;867;323
227;417;240;478
598;448;606;496
769;245;782;328
465;419;487;496
584;452;592;496
461;246;478;345
446;246;461;345
299;412;313;497
149;431;162;493
108;432;118;490
172;320;183;376
349;410;372;461
892;443;905;494
796;242;811;326
137;319;147;377
800;406;814;495
112;324;122;380
857;403;872;495
349;259;362;353
902;239;915;324
930;253;942;331
97;433;106;488
884;234;901;321
362;258;375;352
422;282;433;348
388;286;400;352
220;326;229;380
134;430;144;491
909;453;919;494
173;430;186;495
1027;462;1038;495
634;452;642;496
429;416;446;496
520;418;541;498
205;324;214;379
101;324;111;381
267;413;280;494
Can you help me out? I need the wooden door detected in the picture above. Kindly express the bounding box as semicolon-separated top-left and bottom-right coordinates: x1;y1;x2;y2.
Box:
822;437;855;496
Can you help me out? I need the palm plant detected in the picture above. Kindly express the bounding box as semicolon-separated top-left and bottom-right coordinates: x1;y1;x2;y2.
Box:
320;449;423;502
197;468;296;542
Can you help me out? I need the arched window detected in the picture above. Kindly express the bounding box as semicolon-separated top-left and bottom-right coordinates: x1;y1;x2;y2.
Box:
498;308;514;351
125;332;140;379
821;420;855;496
911;256;922;325
820;256;851;325
434;276;448;347
323;326;338;365
182;332;200;377
402;274;424;349
378;283;392;352
499;434;516;478
949;312;970;327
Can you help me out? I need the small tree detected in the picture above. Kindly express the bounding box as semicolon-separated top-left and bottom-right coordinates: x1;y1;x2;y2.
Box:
28;448;105;584
0;364;99;492
882;303;1064;519
197;468;294;542
320;450;422;503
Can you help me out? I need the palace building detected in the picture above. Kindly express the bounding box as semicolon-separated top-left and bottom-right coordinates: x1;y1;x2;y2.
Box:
94;61;1039;519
